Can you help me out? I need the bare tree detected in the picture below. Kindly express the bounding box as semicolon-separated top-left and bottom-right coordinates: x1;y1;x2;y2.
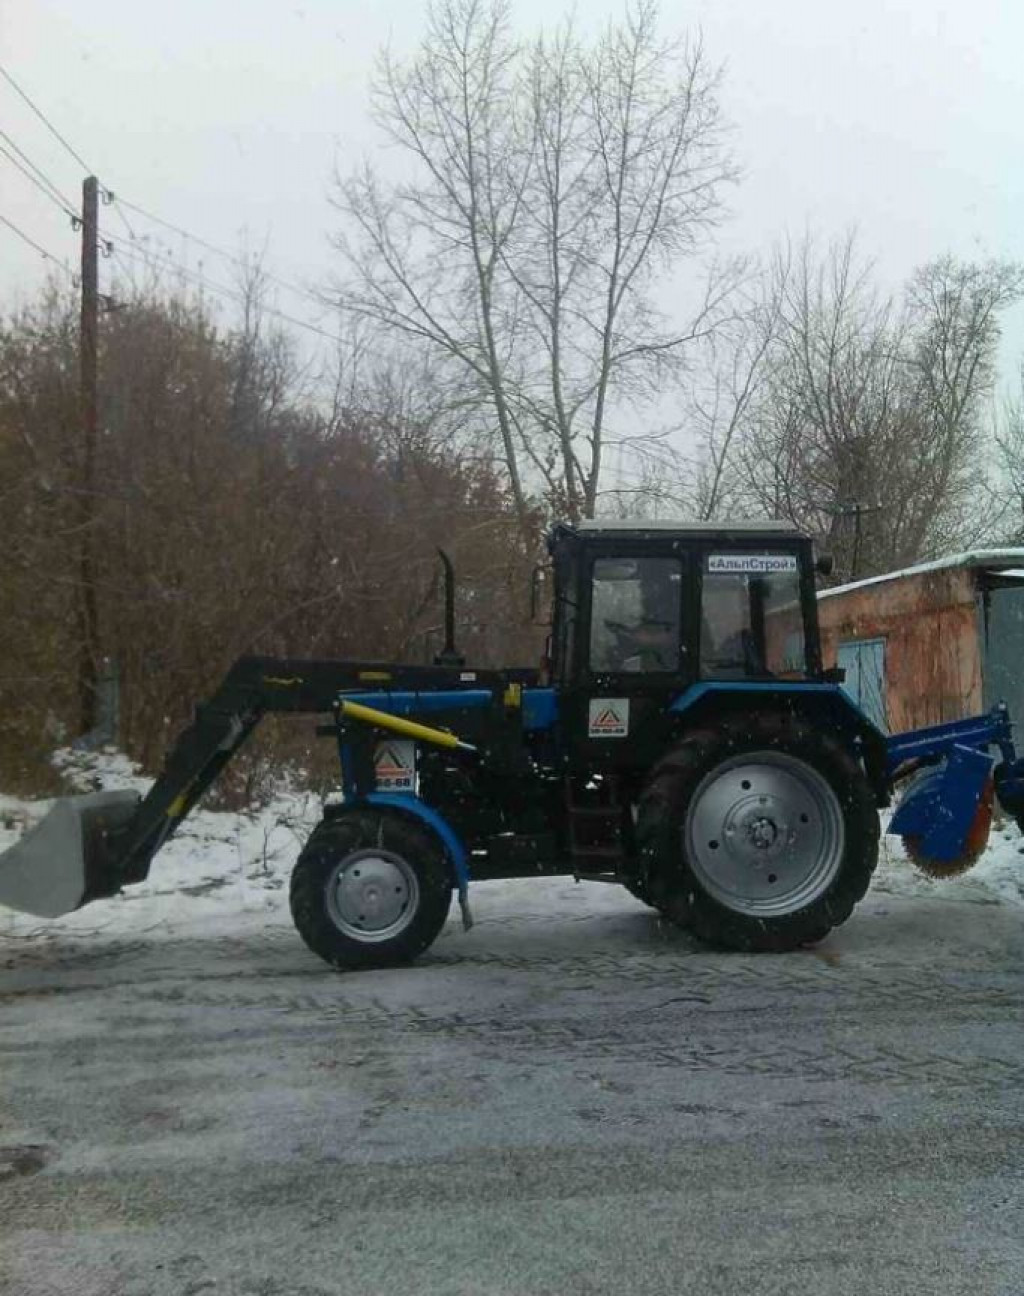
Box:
682;275;782;520
732;235;1024;578
0;271;537;793
331;0;737;530
991;364;1024;540
903;256;1024;550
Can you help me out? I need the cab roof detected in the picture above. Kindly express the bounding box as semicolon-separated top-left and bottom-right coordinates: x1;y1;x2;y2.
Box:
562;518;806;539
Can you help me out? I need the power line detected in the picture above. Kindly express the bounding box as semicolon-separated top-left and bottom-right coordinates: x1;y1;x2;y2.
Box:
0;62;338;340
0;209;72;275
108;238;345;344
0;136;77;218
0;62;93;175
0;128;77;214
108;196;138;242
0;67;136;242
117;197;244;264
0;61;335;318
109;240;246;306
114;196;329;311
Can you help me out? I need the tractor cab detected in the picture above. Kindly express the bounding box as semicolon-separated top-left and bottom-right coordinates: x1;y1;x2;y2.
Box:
543;521;825;769
547;519;823;690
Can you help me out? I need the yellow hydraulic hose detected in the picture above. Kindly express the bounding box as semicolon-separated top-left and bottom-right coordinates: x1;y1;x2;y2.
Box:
337;699;477;753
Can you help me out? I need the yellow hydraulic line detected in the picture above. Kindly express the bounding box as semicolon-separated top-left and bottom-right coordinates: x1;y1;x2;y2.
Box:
337;699;477;753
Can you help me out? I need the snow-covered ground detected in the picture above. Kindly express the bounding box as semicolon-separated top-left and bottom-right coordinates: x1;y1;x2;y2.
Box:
0;748;322;945
876;819;1024;907
1;746;1022;948
3;751;1024;1296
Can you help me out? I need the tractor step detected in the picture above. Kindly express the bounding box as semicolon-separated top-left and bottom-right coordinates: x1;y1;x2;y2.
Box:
565;776;626;865
571;847;622;864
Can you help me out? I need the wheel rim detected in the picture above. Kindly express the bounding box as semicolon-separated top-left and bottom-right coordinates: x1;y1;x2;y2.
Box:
324;848;420;942
684;751;844;917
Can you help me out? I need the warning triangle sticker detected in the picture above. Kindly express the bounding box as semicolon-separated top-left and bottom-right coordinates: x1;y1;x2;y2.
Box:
588;697;629;738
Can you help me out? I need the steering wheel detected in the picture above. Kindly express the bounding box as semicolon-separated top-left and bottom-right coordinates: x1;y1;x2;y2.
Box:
603;618;673;670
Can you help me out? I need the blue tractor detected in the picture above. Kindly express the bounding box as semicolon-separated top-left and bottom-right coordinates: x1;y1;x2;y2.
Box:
3;519;1023;967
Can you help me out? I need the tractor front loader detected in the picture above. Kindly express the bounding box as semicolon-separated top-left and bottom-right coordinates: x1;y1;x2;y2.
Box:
3;519;1024;968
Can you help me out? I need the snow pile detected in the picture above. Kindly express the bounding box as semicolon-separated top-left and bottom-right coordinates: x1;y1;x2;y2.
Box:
0;747;321;944
875;813;1024;907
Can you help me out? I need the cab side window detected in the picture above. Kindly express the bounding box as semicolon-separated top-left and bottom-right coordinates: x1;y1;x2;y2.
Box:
589;557;682;673
699;561;806;679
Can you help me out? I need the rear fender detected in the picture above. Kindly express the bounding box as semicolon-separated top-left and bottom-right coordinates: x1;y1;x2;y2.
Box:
667;682;889;801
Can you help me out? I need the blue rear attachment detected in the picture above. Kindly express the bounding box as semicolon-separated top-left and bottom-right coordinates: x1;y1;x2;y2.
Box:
884;705;1024;859
888;744;992;863
884;707;1017;776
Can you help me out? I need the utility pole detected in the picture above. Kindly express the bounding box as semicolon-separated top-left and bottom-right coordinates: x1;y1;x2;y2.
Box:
850;501;865;582
838;500;882;581
77;174;100;735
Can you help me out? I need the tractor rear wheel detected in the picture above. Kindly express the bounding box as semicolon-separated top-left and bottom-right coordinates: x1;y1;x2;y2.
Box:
636;713;878;952
289;807;453;970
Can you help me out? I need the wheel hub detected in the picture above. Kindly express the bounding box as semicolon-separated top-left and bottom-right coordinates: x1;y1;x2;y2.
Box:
746;815;780;851
325;848;419;942
684;752;844;917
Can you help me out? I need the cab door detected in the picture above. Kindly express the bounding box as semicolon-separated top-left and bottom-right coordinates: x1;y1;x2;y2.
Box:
564;542;696;769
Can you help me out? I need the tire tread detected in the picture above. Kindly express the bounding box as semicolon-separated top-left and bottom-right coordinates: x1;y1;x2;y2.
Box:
636;712;879;952
289;808;452;970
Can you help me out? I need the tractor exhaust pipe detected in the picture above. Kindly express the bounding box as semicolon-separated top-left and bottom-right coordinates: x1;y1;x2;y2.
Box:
434;548;466;668
0;789;139;918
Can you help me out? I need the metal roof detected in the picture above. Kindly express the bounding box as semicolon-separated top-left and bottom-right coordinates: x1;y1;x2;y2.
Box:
819;548;1024;601
574;518;804;536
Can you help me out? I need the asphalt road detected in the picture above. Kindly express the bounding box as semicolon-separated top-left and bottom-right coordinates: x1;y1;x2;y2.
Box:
2;882;1023;1295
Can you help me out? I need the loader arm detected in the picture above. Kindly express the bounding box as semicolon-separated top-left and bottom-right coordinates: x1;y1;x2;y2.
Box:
0;655;524;918
110;656;356;890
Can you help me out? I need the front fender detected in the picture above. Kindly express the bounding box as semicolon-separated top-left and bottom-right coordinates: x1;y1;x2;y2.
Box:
362;791;470;892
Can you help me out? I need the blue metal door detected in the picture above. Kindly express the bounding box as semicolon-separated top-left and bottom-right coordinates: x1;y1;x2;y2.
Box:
837;638;887;731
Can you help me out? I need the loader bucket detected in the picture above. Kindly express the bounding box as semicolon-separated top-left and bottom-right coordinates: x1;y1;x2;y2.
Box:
0;790;139;918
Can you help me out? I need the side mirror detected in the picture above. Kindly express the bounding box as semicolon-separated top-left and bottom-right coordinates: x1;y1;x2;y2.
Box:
815;553;834;577
530;564;553;625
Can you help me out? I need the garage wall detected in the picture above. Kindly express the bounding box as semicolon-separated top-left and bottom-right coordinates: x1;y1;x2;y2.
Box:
818;568;983;732
982;580;1024;722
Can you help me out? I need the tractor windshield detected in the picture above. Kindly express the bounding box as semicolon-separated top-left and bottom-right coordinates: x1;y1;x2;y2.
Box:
700;554;806;679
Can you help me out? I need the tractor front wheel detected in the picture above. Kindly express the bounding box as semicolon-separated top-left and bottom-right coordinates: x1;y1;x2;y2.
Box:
289;808;453;970
637;714;878;952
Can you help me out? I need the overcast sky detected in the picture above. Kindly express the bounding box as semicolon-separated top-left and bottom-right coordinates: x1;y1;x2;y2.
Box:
2;0;1022;381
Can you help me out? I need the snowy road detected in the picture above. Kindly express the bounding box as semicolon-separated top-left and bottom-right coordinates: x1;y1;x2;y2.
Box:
2;872;1024;1296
